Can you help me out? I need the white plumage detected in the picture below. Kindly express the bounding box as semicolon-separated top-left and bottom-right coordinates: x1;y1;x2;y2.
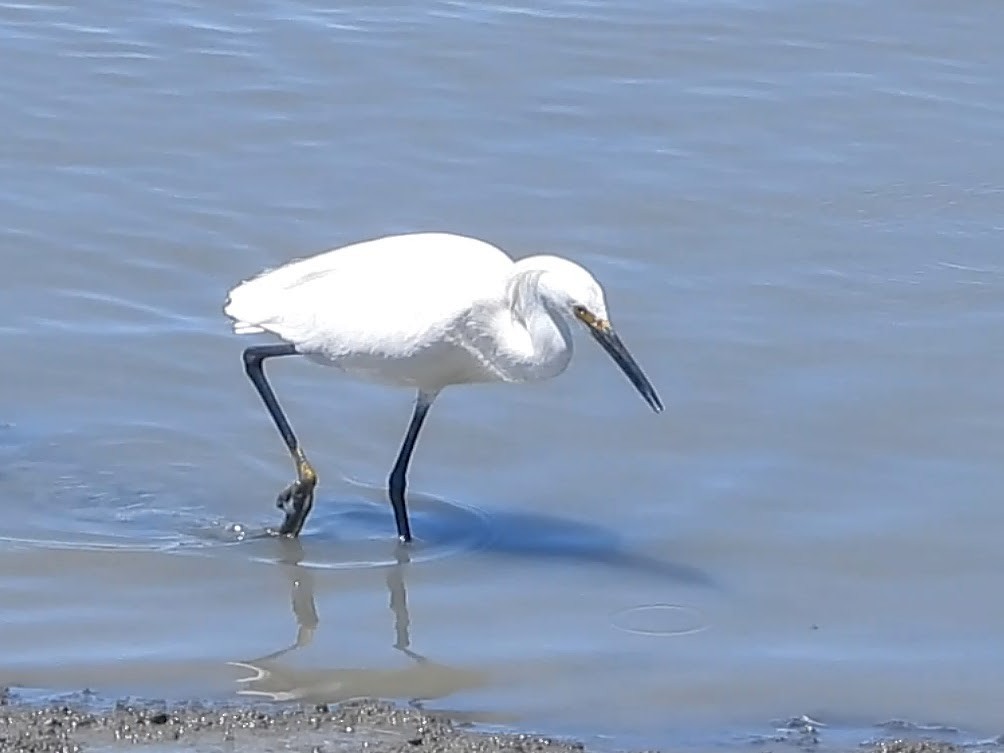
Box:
223;231;661;541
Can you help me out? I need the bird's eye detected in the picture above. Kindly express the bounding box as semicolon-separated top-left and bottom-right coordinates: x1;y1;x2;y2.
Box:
573;305;587;316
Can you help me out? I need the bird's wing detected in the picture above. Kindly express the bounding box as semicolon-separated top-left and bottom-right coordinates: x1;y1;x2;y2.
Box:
223;233;513;358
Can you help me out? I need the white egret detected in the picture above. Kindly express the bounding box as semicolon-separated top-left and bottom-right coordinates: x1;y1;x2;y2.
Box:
223;231;662;542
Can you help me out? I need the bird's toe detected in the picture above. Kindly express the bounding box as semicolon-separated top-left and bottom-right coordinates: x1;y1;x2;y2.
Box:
275;478;316;536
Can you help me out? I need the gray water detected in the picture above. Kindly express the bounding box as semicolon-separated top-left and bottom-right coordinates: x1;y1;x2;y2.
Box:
2;0;1004;749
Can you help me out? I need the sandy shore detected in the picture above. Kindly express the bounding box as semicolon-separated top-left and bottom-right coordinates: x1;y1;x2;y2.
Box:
0;688;975;753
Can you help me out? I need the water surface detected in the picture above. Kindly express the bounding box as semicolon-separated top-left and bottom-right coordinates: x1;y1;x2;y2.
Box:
2;0;1004;749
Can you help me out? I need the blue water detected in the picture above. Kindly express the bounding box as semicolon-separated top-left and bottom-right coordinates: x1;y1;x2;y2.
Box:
2;0;1004;749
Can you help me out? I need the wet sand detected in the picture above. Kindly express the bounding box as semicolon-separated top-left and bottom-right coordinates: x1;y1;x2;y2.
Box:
0;688;976;753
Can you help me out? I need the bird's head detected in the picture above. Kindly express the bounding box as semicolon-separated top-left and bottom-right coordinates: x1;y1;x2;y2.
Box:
529;256;664;414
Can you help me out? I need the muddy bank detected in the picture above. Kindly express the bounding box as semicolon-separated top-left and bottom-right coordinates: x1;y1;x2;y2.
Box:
0;690;586;753
0;688;982;753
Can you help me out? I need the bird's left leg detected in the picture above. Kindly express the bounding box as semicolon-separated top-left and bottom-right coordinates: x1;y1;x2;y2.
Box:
242;343;317;536
387;390;438;543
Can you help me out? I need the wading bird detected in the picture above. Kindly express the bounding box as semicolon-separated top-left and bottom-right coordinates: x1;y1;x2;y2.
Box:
223;231;662;542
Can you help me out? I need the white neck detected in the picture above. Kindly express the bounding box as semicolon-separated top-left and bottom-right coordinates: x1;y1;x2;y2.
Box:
499;261;574;382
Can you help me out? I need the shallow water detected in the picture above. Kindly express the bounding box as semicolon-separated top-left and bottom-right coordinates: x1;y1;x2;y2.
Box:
2;0;1004;749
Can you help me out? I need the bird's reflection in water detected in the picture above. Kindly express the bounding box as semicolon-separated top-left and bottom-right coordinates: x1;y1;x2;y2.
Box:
229;538;490;708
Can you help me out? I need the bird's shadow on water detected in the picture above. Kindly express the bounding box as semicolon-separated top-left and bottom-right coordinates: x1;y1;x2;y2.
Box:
469;506;718;590
297;482;719;591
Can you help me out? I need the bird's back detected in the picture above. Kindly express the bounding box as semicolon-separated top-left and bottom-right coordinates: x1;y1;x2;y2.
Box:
224;232;515;384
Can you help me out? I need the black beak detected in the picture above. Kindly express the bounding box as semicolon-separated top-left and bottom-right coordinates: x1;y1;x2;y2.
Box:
588;324;663;413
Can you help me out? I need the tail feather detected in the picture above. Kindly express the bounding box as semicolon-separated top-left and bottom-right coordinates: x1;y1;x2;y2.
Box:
223;274;281;335
223;250;334;336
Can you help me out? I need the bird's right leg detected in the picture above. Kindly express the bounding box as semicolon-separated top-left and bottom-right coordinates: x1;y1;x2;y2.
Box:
242;343;317;537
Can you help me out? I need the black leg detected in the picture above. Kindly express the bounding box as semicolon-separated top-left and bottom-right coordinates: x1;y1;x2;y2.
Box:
388;390;437;543
242;343;317;537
